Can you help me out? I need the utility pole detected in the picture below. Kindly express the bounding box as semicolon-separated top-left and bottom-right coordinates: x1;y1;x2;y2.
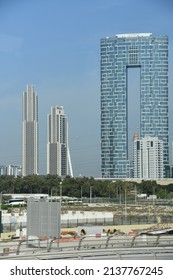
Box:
0;192;2;211
135;185;137;204
124;187;127;219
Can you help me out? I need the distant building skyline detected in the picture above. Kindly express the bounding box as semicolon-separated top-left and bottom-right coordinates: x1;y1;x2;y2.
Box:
133;135;163;179
0;164;22;177
47;106;73;177
100;33;169;178
22;85;38;176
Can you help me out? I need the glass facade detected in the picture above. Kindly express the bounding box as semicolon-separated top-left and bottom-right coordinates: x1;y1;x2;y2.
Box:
100;33;169;178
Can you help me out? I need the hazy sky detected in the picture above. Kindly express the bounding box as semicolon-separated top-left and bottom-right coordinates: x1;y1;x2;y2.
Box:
0;0;172;177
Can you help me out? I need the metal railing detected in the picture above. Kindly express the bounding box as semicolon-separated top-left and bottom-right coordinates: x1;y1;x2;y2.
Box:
0;234;173;258
0;247;173;260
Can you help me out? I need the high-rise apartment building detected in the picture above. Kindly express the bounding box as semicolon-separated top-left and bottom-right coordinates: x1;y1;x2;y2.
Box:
47;106;73;177
133;135;163;179
100;33;169;178
0;165;22;177
22;85;38;176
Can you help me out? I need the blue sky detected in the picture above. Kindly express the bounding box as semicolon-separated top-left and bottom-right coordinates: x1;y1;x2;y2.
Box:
0;0;173;177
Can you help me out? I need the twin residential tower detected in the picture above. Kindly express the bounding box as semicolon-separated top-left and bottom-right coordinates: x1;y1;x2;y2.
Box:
22;85;72;177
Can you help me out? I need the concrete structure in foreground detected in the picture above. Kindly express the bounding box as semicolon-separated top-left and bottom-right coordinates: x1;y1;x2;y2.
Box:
101;33;169;178
27;199;61;239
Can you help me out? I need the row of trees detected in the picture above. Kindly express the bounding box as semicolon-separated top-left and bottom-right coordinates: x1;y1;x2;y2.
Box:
0;175;173;200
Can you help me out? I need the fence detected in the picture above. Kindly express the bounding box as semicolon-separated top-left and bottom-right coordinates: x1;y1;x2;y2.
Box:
61;215;173;228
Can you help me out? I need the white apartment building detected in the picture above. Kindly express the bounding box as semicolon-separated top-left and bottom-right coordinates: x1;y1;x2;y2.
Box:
0;165;22;177
22;85;38;176
47;106;73;177
133;135;163;179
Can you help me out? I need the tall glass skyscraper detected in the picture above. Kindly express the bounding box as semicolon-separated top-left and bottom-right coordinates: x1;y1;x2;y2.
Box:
22;85;38;176
100;33;169;178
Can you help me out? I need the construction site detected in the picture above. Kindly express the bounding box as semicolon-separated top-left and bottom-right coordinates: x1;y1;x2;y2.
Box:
1;200;173;237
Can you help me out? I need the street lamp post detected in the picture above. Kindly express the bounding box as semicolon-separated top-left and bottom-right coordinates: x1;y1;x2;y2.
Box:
0;192;2;211
90;186;92;203
81;186;83;202
60;182;62;201
119;186;122;204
